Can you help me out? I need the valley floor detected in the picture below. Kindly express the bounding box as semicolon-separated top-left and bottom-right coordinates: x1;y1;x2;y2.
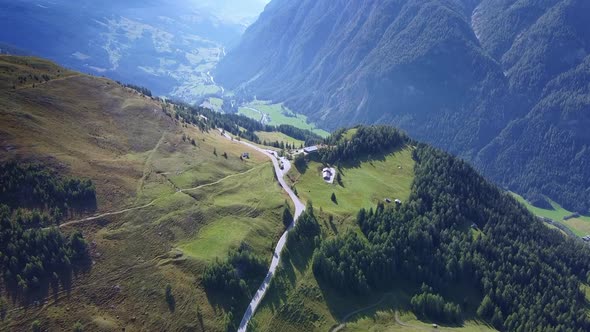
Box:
512;193;590;237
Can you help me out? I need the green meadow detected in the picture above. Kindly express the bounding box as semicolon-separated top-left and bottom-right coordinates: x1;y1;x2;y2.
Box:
287;147;415;219
512;193;590;236
239;100;330;137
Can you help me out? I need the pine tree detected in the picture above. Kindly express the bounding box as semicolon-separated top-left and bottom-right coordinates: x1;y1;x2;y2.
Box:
32;321;41;332
282;206;293;229
165;284;175;311
0;297;6;320
73;322;84;332
491;307;504;330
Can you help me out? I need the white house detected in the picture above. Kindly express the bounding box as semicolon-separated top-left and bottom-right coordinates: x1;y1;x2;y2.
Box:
322;168;332;180
304;146;319;154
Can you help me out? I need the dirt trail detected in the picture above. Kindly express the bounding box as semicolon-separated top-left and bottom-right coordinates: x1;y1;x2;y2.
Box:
135;131;166;199
330;294;390;332
60;164;264;228
180;165;264;192
14;73;83;90
59;200;157;228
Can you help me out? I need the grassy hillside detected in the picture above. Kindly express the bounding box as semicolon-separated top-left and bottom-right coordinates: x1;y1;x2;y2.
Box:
287;147;415;219
255;131;305;148
0;55;287;331
344;311;495;332
239;101;330;137
0;55;176;212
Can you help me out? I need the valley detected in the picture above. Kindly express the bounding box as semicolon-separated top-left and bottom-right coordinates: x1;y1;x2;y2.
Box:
237;101;329;137
0;0;269;104
1;0;590;329
215;0;590;219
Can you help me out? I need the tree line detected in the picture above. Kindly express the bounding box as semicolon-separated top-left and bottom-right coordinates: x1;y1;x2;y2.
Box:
0;162;92;304
0;162;96;220
165;100;322;147
202;245;268;331
120;83;152;97
316;125;408;165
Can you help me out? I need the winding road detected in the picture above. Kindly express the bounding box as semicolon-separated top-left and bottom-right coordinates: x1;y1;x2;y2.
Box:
219;130;305;332
57;129;304;331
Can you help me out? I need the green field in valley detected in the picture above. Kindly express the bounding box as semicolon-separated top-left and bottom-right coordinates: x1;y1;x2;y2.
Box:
255;131;305;148
512;193;590;236
238;106;263;122
238;100;330;137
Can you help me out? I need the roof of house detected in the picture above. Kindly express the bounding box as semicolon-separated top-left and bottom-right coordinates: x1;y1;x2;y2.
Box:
304;146;319;153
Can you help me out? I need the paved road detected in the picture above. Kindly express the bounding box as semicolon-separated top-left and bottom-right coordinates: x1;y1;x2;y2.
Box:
219;130;305;332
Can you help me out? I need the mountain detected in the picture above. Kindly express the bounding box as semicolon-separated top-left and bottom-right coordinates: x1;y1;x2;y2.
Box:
215;0;590;214
0;0;268;104
1;55;589;331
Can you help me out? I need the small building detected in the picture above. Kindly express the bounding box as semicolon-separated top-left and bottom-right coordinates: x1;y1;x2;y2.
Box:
304;146;319;154
394;199;402;205
242;152;250;159
322;168;332;180
385;198;392;203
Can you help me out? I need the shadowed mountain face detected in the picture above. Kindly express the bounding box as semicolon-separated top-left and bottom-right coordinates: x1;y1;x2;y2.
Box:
215;0;590;213
0;0;268;103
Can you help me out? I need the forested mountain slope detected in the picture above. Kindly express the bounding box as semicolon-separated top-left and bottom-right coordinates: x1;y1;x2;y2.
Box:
215;0;590;213
252;126;590;331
